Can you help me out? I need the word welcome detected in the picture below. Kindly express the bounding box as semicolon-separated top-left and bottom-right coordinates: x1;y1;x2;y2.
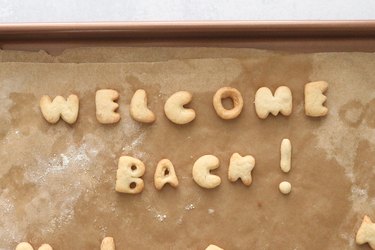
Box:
39;81;328;125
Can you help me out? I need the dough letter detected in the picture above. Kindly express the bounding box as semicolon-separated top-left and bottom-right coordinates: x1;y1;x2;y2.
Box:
164;91;196;124
130;89;156;123
254;86;292;119
115;156;145;194
154;159;179;190
304;81;328;117
40;95;79;124
206;245;224;250
16;243;34;250
228;153;255;186
213;87;243;119
356;215;375;249
101;237;115;250
192;155;221;189
96;89;120;124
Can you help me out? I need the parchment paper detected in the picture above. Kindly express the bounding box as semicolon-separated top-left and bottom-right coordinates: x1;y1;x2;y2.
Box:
0;47;277;63
0;49;374;250
0;49;54;63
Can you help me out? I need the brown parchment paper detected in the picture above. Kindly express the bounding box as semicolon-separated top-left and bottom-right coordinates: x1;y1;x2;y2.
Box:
0;50;374;250
0;49;54;63
0;47;276;63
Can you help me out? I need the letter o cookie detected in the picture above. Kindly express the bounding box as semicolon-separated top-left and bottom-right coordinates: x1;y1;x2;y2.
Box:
213;87;243;119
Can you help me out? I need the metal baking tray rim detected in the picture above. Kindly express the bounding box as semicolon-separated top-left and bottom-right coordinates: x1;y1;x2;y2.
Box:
1;21;375;39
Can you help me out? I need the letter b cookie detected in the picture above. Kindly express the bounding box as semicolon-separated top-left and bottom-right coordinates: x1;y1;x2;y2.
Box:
115;156;145;194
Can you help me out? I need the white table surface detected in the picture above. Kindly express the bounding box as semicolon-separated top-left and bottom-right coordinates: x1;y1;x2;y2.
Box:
1;0;375;23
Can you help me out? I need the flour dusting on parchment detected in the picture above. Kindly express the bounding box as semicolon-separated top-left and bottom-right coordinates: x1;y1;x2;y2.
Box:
311;53;375;210
311;53;375;247
0;132;104;243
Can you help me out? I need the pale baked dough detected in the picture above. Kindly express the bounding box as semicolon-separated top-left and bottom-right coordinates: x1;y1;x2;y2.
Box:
356;215;375;249
213;87;243;119
280;139;292;173
304;81;328;117
95;89;121;124
115;156;145;194
254;86;292;119
205;244;224;250
279;181;292;195
38;245;52;250
15;243;52;250
101;237;115;250
130;89;156;123
39;95;79;124
154;159;179;190
15;242;33;250
164;91;196;124
228;153;255;186
192;155;221;189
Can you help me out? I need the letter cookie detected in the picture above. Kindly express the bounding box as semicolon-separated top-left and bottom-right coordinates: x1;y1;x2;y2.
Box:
254;86;292;119
192;155;221;189
38;245;52;250
40;95;79;124
213;87;243;119
164;91;196;124
228;153;255;186
280;138;292;173
356;215;375;249
96;89;120;124
16;243;33;250
206;245;224;250
304;81;328;117
101;237;115;250
130;89;156;123
154;159;179;190
115;156;145;194
16;243;52;250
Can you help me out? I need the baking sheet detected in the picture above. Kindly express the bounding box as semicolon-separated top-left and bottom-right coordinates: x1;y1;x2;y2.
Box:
0;49;374;250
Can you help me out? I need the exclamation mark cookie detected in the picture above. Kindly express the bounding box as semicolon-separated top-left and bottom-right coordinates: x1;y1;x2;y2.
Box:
279;181;292;195
279;138;292;195
280;138;291;173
